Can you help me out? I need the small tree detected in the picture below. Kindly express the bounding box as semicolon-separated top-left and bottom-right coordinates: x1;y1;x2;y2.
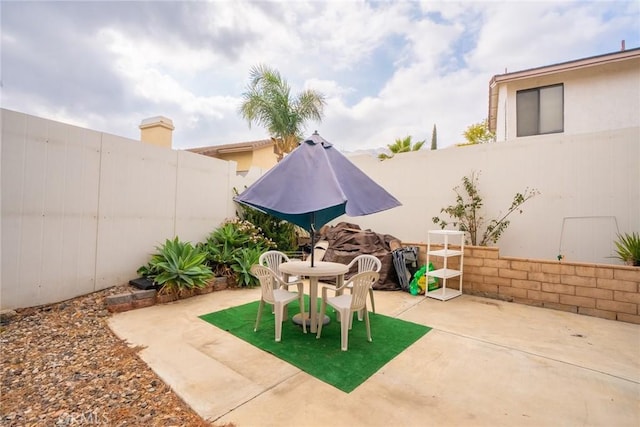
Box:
430;124;438;150
378;135;425;161
461;119;495;145
432;171;539;246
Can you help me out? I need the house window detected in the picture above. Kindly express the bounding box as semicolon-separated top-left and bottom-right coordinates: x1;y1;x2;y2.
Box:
516;84;564;136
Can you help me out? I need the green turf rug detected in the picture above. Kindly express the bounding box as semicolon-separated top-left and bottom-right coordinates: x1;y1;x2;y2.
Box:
199;297;431;393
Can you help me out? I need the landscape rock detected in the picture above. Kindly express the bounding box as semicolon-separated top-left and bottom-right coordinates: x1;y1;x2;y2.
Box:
0;285;228;426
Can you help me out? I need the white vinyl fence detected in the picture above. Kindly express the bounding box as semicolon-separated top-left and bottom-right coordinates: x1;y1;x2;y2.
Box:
2;108;638;309
344;127;639;264
1;109;254;309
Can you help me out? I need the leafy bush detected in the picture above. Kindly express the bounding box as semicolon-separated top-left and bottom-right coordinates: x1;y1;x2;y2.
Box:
199;218;276;286
232;247;264;287
137;237;213;296
432;171;539;246
614;232;640;266
234;189;300;252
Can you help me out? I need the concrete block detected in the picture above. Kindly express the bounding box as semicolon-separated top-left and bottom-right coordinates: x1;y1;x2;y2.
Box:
596;299;637;315
133;298;156;309
617;312;640;324
105;294;133;305
132;289;157;300
107;302;134;313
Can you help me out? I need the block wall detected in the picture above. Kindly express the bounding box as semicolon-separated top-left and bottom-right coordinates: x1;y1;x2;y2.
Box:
406;243;640;324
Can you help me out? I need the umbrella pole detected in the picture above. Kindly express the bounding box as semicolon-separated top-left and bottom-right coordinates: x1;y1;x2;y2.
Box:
310;217;316;267
310;234;314;267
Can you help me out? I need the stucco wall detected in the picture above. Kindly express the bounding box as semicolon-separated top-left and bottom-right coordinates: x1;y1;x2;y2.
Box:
219;150;253;172
251;144;278;170
495;56;640;141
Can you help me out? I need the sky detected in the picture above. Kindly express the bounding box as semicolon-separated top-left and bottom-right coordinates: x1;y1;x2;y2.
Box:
2;1;639;152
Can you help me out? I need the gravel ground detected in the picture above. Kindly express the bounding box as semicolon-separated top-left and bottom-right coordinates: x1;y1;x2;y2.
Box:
0;286;230;427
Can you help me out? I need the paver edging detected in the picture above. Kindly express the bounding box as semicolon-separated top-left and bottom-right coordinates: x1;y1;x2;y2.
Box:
105;277;229;313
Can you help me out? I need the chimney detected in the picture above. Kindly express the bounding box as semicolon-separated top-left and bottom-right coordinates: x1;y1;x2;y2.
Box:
621;39;626;51
139;116;174;149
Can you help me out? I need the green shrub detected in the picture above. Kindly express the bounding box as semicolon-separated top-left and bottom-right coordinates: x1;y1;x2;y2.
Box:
199;218;276;286
235;190;300;253
232;247;264;287
137;237;213;295
614;232;640;266
433;171;539;246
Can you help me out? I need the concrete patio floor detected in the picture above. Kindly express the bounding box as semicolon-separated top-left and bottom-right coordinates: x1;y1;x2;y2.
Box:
108;285;640;427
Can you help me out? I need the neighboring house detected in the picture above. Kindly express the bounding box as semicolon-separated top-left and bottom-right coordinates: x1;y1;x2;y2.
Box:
189;139;278;174
488;47;640;141
136;117;278;174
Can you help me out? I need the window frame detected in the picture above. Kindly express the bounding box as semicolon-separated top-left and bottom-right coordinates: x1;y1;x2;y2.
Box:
516;83;564;137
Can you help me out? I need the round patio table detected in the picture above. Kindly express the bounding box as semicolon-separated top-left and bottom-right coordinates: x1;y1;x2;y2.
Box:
279;260;349;333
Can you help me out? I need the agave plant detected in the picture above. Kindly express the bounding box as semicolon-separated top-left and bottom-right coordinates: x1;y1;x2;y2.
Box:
200;218;276;284
231;247;264;287
138;237;213;295
202;221;249;267
614;232;640;266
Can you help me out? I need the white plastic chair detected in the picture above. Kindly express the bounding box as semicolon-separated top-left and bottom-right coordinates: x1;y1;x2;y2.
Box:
259;250;299;284
259;250;304;319
345;255;382;316
251;264;306;342
316;271;379;351
313;240;329;262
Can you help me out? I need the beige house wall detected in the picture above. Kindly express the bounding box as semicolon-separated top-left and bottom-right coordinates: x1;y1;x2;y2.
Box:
251;144;278;170
494;55;640;141
213;145;277;172
218;151;253;172
219;146;278;172
188;139;277;173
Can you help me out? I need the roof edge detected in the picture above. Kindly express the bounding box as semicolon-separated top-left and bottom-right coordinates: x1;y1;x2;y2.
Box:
487;47;640;133
490;47;640;86
189;138;274;156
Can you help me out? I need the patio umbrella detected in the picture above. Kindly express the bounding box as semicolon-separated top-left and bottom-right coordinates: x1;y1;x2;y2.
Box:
234;131;402;266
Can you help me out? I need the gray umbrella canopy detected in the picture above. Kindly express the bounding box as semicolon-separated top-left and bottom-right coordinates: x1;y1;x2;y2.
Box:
234;131;401;264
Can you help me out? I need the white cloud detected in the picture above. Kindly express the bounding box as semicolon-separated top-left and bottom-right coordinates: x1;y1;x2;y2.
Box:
1;1;638;151
98;28;216;75
293;1;410;71
305;78;353;98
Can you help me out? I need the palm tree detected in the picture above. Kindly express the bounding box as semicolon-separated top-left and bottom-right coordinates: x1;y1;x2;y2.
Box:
239;64;326;161
378;136;425;160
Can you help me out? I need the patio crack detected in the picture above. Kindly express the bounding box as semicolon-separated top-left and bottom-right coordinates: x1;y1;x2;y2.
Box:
435;328;640;385
210;371;302;422
395;298;638;385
